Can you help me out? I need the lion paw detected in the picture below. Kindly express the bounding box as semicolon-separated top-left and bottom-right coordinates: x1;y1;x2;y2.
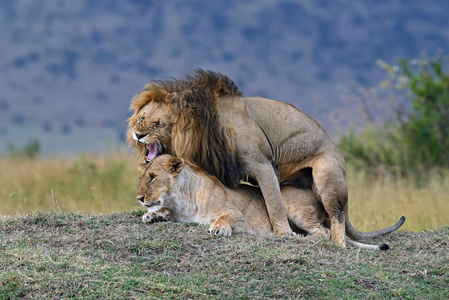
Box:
208;223;232;237
142;209;170;224
310;227;331;240
274;229;294;236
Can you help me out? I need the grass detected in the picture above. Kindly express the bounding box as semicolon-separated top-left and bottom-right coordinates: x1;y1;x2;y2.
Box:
1;211;448;299
0;154;141;216
1;154;448;232
345;164;449;232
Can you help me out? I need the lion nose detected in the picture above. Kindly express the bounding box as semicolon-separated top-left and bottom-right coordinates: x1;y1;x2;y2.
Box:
135;133;147;140
137;195;145;203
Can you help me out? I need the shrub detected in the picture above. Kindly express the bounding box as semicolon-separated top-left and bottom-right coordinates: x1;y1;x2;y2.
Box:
339;52;449;179
8;139;41;159
398;56;449;169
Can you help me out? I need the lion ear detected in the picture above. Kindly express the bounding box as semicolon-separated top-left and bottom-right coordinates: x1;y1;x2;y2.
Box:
166;157;185;174
165;92;177;105
166;92;188;112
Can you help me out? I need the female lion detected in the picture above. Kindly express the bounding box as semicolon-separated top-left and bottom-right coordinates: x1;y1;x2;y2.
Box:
136;155;405;250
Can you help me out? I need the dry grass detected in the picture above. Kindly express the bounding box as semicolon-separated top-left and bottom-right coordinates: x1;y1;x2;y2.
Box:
1;154;448;232
346;165;449;232
0;154;141;216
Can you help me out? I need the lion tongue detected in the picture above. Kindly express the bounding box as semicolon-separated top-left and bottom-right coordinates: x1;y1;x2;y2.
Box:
146;144;159;162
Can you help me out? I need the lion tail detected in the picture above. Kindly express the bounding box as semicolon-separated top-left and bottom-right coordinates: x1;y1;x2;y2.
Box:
345;205;406;240
346;239;390;251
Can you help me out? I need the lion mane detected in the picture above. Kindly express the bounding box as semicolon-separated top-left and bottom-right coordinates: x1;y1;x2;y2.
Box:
128;69;244;187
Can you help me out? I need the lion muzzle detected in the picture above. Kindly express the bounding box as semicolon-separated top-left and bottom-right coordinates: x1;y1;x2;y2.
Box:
133;132;148;143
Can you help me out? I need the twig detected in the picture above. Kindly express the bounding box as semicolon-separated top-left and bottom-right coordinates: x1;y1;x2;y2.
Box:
51;189;62;212
88;195;95;214
350;181;383;228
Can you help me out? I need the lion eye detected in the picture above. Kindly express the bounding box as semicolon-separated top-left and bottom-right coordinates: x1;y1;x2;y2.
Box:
148;174;157;183
153;120;161;127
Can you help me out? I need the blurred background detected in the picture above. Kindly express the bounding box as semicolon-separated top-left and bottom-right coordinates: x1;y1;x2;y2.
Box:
1;1;448;231
2;0;449;155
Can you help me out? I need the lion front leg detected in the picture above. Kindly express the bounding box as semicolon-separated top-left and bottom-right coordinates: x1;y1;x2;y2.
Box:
208;210;245;237
254;164;292;236
208;213;233;237
142;208;171;224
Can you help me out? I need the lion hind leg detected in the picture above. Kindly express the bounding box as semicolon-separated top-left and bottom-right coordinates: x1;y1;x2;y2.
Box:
306;225;331;239
284;195;330;239
311;160;348;247
291;217;331;239
329;213;346;246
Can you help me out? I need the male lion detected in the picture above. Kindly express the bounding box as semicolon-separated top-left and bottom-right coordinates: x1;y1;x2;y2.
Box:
137;155;405;250
127;69;376;245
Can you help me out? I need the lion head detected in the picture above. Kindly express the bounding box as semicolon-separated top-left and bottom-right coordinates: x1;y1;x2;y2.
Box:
127;69;244;187
128;93;174;162
136;155;185;212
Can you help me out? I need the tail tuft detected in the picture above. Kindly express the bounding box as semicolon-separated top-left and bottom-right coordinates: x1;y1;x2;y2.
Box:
378;243;389;251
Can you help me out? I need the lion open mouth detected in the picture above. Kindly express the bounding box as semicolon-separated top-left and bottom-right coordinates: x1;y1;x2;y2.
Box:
145;143;162;162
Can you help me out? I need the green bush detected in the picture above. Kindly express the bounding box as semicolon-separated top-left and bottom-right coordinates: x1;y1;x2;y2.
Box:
339;125;408;176
7;139;41;159
399;56;449;169
340;53;449;178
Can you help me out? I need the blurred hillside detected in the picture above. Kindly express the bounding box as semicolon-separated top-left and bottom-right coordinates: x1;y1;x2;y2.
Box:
1;0;448;156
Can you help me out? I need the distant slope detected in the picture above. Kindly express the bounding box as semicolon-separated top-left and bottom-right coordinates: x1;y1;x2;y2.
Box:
1;0;448;155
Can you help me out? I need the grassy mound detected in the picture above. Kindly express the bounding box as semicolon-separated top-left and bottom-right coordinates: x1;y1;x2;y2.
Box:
1;212;448;299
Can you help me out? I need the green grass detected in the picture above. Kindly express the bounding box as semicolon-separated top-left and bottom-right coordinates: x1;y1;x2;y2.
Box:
1;211;448;299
